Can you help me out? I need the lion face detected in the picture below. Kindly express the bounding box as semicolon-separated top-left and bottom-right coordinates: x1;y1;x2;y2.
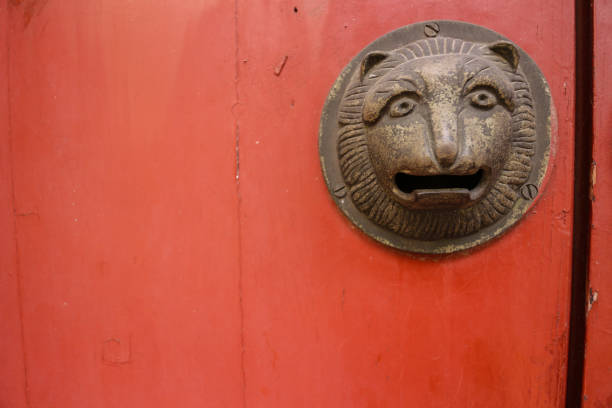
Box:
363;54;514;210
336;37;536;241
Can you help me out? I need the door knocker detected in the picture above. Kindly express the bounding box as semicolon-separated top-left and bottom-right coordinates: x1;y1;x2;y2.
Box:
319;21;552;254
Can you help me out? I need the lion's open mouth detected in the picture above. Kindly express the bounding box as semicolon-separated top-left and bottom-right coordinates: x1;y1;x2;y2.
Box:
392;169;487;209
394;169;484;193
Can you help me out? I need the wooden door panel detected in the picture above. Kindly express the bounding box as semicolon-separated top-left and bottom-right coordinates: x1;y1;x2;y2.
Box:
237;1;574;407
7;1;243;407
0;3;28;408
582;0;612;406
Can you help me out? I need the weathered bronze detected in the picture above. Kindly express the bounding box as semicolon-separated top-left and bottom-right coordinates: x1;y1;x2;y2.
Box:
319;21;552;254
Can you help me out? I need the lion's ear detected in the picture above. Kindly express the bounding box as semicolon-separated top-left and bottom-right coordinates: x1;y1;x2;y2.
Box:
360;51;390;82
489;41;520;71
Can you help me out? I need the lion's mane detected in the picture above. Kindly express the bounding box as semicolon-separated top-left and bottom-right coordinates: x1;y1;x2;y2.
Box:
337;37;536;240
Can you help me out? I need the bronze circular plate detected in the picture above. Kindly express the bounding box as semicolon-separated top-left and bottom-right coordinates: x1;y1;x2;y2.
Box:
319;20;552;254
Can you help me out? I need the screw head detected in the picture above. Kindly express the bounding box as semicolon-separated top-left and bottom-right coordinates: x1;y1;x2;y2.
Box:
521;183;539;200
424;22;440;38
333;184;347;198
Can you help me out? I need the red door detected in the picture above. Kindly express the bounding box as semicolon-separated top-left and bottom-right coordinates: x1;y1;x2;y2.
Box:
0;1;603;407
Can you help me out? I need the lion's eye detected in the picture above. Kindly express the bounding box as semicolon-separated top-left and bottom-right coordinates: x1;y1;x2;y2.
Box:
389;97;416;117
469;89;498;109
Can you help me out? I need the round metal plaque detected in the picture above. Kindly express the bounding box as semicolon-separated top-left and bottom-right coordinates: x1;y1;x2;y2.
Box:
319;20;552;254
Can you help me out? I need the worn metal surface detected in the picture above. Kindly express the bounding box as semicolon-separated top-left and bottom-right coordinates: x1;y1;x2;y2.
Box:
320;21;551;253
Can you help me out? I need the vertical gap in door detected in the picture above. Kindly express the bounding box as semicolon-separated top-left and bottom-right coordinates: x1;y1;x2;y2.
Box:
566;0;594;406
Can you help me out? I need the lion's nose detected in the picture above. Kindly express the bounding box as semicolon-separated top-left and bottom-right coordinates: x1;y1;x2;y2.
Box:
430;108;458;168
435;133;458;168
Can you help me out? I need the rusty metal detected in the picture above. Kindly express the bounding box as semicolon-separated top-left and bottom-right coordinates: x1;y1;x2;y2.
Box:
319;20;552;254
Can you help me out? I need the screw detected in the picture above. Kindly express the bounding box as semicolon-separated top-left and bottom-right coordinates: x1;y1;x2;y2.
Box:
333;184;347;198
424;22;440;38
521;183;538;200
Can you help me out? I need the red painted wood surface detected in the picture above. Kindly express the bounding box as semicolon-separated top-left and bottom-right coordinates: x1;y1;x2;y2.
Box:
5;2;243;407
582;1;612;406
237;2;574;407
0;3;28;407
1;1;574;407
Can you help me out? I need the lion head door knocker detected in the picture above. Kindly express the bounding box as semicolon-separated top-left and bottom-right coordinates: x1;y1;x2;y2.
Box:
319;21;552;253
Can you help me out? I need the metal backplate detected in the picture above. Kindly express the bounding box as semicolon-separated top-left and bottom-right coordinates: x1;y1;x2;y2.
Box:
319;20;552;254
